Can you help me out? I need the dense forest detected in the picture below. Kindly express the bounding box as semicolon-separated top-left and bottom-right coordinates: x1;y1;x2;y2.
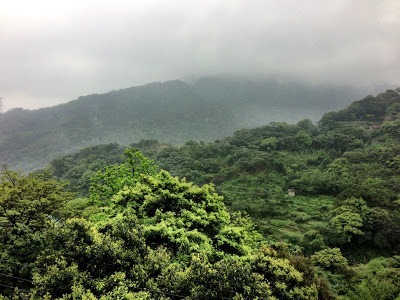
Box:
0;77;363;171
1;87;400;299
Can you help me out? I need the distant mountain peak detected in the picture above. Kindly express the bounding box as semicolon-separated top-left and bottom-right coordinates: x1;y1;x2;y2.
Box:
143;79;188;88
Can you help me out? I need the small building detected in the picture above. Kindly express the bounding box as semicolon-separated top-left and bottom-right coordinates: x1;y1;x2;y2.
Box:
369;124;380;129
288;189;296;197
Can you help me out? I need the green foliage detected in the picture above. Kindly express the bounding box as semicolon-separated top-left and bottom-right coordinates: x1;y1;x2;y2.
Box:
1;151;320;298
6;86;400;298
110;169;258;257
89;148;157;204
0;167;73;230
0;166;74;295
329;211;364;243
301;230;326;255
50;143;125;194
260;137;278;151
311;248;348;271
319;89;400;125
343;257;400;300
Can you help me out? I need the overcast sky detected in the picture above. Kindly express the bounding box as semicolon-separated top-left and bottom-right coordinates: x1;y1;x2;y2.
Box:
1;0;399;110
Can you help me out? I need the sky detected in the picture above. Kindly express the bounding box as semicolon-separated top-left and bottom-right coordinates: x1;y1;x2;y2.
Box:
1;0;399;110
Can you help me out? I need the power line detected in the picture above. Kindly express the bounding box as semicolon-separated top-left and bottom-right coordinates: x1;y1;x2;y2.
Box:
0;270;71;292
0;258;48;271
0;282;28;291
0;272;32;283
0;273;186;299
0;258;186;298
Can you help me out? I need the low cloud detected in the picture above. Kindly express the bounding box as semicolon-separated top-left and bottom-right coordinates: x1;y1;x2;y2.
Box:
1;0;399;109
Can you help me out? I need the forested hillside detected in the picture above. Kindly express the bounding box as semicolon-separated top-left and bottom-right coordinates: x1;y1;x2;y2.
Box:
0;80;232;171
46;88;400;299
0;78;362;171
1;150;320;299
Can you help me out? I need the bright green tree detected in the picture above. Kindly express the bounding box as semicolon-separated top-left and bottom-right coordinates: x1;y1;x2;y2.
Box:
0;166;74;295
28;151;318;299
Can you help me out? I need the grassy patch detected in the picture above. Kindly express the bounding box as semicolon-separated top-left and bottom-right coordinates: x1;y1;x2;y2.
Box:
248;195;334;244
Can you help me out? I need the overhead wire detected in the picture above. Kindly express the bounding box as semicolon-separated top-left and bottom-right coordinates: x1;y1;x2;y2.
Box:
0;258;186;299
0;282;28;291
0;257;48;271
0;269;72;293
0;272;32;283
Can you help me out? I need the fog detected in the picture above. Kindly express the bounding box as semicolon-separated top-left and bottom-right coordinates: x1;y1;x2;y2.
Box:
1;0;399;110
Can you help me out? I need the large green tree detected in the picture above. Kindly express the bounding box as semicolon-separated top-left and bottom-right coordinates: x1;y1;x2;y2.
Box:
25;151;318;299
0;166;73;295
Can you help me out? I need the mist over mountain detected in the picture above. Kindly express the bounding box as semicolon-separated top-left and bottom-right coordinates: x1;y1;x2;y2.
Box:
0;77;380;171
192;77;369;128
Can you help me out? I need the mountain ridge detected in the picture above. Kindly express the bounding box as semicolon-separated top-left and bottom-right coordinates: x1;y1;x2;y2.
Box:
0;77;389;171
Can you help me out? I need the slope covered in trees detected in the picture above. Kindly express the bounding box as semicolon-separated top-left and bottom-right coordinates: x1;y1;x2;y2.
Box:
0;78;363;171
0;151;319;299
0;80;232;171
46;88;400;298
